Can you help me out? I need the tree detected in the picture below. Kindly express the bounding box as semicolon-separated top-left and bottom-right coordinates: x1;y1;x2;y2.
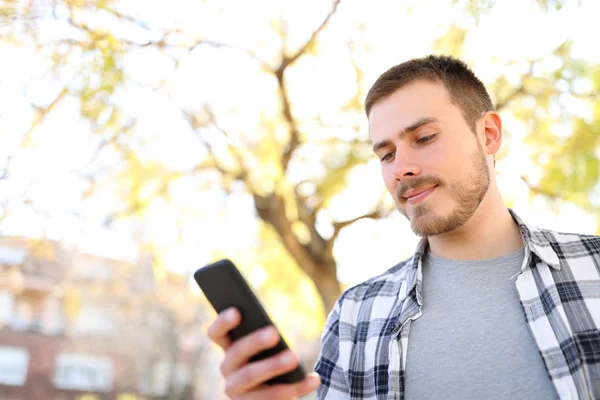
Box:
0;0;598;324
0;0;386;314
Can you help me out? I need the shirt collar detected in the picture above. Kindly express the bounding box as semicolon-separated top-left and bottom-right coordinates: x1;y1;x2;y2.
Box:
406;208;561;289
507;208;561;270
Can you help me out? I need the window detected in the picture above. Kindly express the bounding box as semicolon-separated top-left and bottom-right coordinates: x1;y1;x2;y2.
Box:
0;346;29;386
0;246;27;266
10;296;34;331
138;362;190;396
10;291;46;332
0;291;14;326
53;353;113;392
72;304;114;336
41;296;65;335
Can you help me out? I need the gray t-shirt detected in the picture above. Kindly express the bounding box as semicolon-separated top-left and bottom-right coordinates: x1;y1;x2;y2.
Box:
404;246;559;400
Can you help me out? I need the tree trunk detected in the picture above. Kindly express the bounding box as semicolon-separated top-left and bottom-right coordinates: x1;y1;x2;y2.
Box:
310;262;341;314
254;193;342;314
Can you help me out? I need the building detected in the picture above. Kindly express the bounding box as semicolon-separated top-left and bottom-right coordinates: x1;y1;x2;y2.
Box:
0;236;197;400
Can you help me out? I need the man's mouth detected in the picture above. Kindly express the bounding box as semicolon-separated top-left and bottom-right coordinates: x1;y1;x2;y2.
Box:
402;185;437;204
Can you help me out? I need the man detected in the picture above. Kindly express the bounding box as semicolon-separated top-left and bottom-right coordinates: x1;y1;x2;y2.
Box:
207;55;600;399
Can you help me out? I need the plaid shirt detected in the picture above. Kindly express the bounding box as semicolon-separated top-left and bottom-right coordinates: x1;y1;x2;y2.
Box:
315;209;600;399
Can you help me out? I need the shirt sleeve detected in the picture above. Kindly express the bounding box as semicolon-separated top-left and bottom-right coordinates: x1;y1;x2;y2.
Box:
314;298;350;399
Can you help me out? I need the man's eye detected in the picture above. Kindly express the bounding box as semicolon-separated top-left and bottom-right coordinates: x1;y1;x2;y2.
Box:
381;152;394;162
417;134;436;144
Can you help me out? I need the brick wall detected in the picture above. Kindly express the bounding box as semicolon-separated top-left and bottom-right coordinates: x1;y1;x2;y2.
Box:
0;329;137;400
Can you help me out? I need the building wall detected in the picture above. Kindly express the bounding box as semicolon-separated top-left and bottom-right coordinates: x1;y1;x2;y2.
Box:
0;236;196;399
0;330;128;400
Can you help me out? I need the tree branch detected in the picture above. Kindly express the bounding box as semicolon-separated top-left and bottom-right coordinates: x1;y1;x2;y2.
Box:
27;87;69;136
277;77;300;172
66;119;136;202
494;60;535;111
253;192;318;278
67;8;105;39
103;176;174;226
88;119;136;168
276;0;343;173
520;175;559;198
276;0;342;73
296;193;327;260
187;39;273;72
96;4;151;32
332;208;392;237
0;87;70;182
330;192;394;243
182;108;255;193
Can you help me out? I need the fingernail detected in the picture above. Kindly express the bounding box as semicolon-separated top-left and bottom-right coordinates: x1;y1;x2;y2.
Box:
307;373;321;385
260;327;275;343
224;308;236;322
279;352;295;366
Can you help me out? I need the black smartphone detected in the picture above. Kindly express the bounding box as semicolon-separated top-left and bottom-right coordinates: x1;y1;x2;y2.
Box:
194;259;306;385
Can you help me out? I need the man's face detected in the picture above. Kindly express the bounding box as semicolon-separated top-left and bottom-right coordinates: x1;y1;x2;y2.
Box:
368;80;490;237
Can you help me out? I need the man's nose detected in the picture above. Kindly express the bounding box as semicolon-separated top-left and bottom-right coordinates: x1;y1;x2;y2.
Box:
392;151;421;180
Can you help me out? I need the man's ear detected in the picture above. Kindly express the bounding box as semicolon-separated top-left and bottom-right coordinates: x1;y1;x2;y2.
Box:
481;111;502;157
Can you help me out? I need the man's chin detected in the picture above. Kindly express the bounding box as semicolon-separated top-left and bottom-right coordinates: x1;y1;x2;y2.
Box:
399;210;427;235
400;202;431;220
410;218;433;237
407;210;453;237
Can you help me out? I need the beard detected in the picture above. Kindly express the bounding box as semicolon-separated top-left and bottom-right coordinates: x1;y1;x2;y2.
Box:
395;141;490;237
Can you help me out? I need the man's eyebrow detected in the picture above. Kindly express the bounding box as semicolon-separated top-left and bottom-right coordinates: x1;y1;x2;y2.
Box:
371;117;439;153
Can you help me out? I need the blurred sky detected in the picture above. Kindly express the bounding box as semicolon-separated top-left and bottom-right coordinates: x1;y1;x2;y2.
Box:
0;0;598;287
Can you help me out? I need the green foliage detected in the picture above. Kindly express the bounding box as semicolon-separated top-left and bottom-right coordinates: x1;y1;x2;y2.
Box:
449;0;495;23
0;1;17;20
433;25;467;57
1;0;599;339
533;119;600;212
5;1;598;396
315;144;371;208
491;41;600;213
535;0;567;11
78;33;125;126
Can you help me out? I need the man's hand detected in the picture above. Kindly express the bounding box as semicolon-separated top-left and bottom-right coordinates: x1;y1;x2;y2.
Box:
207;307;321;400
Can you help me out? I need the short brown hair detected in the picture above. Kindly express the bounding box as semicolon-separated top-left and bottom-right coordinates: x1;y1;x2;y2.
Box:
365;55;494;132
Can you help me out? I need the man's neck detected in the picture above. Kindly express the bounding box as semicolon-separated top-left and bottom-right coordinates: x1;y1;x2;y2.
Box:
426;190;524;261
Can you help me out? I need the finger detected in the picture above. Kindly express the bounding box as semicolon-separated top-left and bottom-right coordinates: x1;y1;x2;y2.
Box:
224;349;301;397
220;325;279;376
243;372;321;400
206;307;241;350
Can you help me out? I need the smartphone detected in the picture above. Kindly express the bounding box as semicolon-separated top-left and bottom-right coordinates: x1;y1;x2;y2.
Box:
194;259;306;385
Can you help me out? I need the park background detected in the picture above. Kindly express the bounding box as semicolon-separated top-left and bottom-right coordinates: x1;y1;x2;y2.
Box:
0;0;599;398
